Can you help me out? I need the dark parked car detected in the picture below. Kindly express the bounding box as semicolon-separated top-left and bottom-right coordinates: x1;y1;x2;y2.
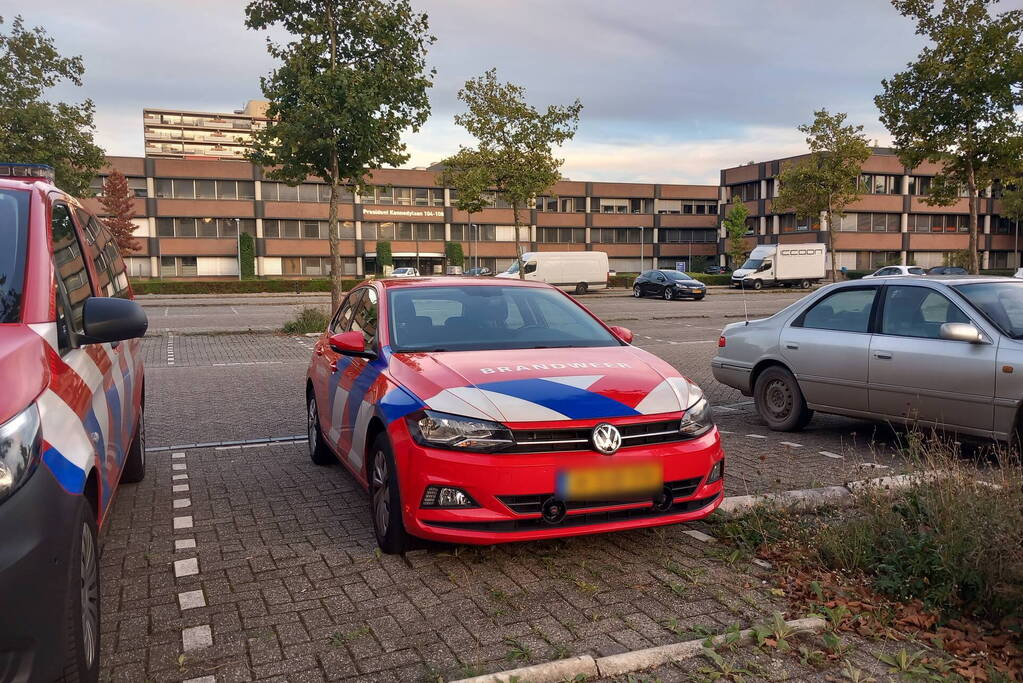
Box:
465;267;493;276
705;265;732;275
927;266;968;275
633;269;707;300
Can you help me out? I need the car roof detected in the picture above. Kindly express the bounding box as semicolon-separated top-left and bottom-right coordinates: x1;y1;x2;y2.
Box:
375;276;552;290
847;274;1016;285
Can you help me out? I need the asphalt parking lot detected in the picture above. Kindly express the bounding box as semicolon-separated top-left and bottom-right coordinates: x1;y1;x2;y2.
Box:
99;286;908;681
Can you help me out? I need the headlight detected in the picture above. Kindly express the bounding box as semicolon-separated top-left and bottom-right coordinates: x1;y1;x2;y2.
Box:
0;403;42;504
680;396;714;437
406;410;514;453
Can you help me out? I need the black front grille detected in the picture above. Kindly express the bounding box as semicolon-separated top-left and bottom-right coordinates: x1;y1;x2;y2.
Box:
425;493;721;533
509;419;684;454
496;476;703;515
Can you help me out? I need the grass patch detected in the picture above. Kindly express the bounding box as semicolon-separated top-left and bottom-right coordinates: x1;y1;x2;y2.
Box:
281;306;330;334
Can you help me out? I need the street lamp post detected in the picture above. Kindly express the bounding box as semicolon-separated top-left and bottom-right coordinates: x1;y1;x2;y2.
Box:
1015;219;1019;271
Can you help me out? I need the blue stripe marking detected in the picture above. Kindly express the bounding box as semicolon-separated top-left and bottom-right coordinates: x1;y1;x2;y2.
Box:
42;447;87;494
82;408;109;508
105;383;123;462
478;379;640;420
379;386;424;424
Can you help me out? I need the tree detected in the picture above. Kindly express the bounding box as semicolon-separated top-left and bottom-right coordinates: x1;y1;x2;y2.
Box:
999;186;1023;268
439;155;490;270
99;170;140;255
773;109;871;281
722;196;750;268
444;241;464;272
376;240;392;274
442;69;582;277
0;15;104;197
244;0;435;309
875;0;1023;274
239;232;256;279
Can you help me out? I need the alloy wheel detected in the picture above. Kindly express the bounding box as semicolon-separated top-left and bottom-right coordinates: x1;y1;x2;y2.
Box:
307;398;319;456
633;286;641;298
80;522;98;670
372;452;390;536
663;288;673;300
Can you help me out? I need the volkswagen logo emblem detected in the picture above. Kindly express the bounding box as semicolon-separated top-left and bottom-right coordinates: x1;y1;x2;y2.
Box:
592;423;622;455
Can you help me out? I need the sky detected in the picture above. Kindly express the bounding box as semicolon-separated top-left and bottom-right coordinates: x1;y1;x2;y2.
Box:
5;0;1016;184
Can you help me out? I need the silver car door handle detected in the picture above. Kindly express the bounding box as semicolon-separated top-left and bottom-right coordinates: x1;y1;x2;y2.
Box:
785;343;798;350
873;351;892;359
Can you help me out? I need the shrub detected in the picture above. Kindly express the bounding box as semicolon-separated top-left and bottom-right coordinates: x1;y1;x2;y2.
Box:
281;306;330;334
238;233;256;279
132;279;360;295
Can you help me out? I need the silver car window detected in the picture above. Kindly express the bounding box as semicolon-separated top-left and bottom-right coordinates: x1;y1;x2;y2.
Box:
798;288;877;333
880;286;970;339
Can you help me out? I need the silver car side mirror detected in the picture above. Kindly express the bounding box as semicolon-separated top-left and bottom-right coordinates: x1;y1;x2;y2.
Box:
939;322;985;343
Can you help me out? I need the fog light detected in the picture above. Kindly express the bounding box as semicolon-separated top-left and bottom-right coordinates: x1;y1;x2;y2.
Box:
421;485;478;508
706;459;724;484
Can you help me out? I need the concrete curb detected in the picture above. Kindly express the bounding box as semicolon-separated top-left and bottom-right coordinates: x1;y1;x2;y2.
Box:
451;617;826;683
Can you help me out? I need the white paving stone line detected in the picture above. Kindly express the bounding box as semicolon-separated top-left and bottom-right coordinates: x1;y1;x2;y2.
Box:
175;538;196;551
171;452;212;653
174;558;199;577
184;677;215;683
451;618;826;683
819;450;844;459
182;625;213;651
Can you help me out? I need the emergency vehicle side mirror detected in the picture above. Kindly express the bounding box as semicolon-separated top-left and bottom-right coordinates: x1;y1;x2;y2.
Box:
79;297;148;345
609;326;634;344
329;331;376;359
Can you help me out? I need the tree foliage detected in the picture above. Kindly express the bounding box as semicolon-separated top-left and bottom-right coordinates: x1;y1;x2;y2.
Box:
875;0;1023;273
441;69;582;277
98;170;140;255
0;15;104;197
773;109;871;280
244;0;434;307
722;197;750;268
444;241;464;271
376;240;393;270
239;232;256;279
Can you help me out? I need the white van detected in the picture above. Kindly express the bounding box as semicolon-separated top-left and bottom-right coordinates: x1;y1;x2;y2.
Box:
497;251;609;294
730;243;826;290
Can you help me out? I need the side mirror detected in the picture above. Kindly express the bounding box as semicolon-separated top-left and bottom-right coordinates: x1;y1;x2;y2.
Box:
940;322;986;344
609;325;634;344
328;331;376;358
79;297;148;345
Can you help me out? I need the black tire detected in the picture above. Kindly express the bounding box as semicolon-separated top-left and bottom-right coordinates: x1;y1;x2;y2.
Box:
800;279;811;289
752;279;763;291
575;282;588;295
307;392;334;466
369;433;410;554
754;366;813;431
58;499;100;683
633;285;643;298
662;288;674;301
121;408;145;483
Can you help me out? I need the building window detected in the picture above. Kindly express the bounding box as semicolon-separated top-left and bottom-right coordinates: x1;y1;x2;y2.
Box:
160;256;199;277
858;174;901;195
907;176;932;196
263;219;354;239
263;182;353;203
363;186;444;206
536;196;586;212
835;213;900;232
655;199;717;215
449;224;497;242
90;175;148;198
658;229;716;243
154;179;255;200
730;182;759;202
281;256;356;276
591;227;643;244
990;251;1010;269
156;217;254;237
908;214;970;233
537;227;585;243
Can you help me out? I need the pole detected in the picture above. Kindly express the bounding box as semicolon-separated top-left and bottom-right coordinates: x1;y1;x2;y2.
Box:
473;222;479;270
1015;219;1019;270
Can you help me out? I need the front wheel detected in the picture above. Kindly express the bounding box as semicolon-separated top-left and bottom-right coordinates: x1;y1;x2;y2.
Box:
369;433;411;554
800;279;811;289
307;393;334;466
751;279;763;291
662;288;674;301
633;286;642;298
575;282;588;295
58;500;100;683
754;366;813;431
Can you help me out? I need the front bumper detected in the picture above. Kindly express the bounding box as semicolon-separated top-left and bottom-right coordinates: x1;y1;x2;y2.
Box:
0;466;78;682
674;287;706;297
389;421;725;544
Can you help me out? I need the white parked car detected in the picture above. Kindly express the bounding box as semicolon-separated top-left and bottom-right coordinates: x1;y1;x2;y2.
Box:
1014;267;1023;279
390;267;420;277
862;265;926;279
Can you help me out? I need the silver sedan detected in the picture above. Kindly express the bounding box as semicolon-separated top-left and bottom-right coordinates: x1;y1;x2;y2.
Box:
711;276;1023;442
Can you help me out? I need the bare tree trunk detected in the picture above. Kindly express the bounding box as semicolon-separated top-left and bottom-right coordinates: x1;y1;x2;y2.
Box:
326;2;342;311
967;161;979;274
827;210;838;282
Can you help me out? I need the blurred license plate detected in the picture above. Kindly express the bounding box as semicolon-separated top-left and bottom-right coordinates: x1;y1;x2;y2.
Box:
557;463;663;501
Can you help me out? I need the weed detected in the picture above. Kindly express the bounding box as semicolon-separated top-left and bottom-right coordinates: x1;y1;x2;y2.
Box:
816;604;853;631
698;648;753;681
572;577;600;595
504;638;532;663
661;579;688;597
840;661;877;683
329;625;369;646
798;645;827;668
281;306;329;334
750;612;796;652
877;648;932;676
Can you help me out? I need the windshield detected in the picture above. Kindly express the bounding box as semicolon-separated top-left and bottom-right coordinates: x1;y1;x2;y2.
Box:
0;189;29;323
908;267;925;275
387;285;621;352
503;260;521;275
663;271;693;280
739;258;763;270
952;282;1023;338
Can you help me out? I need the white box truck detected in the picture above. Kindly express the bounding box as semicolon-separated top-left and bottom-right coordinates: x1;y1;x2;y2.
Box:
497;251;609;294
730;243;826;290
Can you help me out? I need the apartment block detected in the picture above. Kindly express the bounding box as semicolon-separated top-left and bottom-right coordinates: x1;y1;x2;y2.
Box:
142;100;269;160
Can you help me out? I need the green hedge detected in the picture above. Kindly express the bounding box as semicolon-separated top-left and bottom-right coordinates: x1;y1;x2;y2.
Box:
133;279;361;295
981;269;1015;277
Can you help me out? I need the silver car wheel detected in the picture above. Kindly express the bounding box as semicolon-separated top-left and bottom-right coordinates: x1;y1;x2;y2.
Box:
663;288;673;301
763;378;794;420
372;452;390;536
307;398;319;455
633;286;642;298
80;521;98;670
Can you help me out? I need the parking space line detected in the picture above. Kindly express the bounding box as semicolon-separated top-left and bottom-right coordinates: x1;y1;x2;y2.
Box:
819;451;844;459
174;538;196;551
172;483;189;493
173;515;193;529
172;473;188;480
173;558;199;577
182;625;213;651
173;498;191;509
780;441;803;448
178;589;206;610
746;434;767;439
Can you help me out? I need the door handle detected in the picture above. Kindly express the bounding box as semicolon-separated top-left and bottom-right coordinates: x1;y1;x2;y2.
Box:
329;359;338;373
785;343;799;350
873;351;892;360
315;345;324;356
